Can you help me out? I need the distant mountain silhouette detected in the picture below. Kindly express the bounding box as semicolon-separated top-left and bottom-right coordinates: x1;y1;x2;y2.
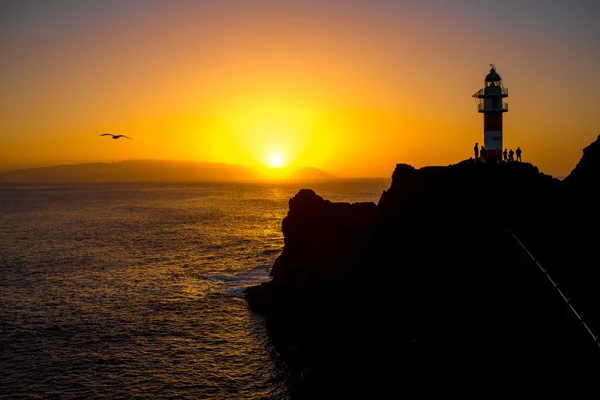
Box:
289;166;336;181
263;165;337;182
0;160;336;184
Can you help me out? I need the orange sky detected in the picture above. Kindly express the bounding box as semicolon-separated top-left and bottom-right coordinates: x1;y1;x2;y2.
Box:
1;0;599;178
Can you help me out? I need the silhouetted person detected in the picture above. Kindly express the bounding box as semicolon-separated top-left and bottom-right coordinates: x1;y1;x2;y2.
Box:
496;148;502;164
516;147;522;162
508;149;514;162
480;146;487;164
474;142;479;163
503;148;507;162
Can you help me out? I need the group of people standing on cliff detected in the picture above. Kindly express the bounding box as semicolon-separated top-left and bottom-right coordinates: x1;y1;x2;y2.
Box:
474;142;521;164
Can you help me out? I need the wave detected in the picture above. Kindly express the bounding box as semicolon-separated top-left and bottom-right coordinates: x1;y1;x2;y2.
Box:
219;263;273;298
261;248;282;255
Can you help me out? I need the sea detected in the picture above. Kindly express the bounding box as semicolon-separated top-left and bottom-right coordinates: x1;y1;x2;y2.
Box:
0;179;390;400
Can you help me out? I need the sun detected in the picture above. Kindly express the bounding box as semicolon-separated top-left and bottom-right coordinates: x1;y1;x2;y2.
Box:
268;154;284;168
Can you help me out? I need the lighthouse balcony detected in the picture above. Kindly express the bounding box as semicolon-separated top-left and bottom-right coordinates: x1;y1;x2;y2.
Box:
477;102;508;112
472;87;508;98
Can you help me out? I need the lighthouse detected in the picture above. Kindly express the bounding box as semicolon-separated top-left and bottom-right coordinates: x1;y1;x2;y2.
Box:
473;64;508;162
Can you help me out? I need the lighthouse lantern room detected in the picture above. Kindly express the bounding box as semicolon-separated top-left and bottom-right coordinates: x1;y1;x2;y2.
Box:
473;64;508;161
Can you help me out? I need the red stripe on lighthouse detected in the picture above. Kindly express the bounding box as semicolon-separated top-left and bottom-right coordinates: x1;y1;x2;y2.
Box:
484;112;502;131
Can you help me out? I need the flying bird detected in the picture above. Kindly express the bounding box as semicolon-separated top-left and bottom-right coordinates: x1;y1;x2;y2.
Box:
100;133;132;140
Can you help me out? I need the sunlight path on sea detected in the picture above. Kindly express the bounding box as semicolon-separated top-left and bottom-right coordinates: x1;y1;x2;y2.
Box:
0;179;389;399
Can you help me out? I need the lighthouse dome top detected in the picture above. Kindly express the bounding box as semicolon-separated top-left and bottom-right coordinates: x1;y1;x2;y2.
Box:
485;65;502;82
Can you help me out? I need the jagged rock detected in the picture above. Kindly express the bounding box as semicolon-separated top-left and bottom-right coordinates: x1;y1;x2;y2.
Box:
245;135;600;380
247;188;378;316
563;134;600;199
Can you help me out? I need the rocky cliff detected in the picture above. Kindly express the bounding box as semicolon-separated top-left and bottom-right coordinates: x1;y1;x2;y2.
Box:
244;135;600;393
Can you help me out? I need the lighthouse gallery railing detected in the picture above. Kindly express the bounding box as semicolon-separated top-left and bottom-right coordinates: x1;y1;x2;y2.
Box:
477;102;508;112
472;87;509;97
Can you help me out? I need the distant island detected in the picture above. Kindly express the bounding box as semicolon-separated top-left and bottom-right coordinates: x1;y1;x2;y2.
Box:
0;160;336;184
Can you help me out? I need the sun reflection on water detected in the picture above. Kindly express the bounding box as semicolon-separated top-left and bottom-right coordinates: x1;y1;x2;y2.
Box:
0;180;390;398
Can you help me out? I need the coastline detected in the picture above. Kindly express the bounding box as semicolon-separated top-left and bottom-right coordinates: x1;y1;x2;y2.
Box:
245;136;600;380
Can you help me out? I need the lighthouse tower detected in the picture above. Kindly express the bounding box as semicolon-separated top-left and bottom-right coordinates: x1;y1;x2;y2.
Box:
473;64;508;161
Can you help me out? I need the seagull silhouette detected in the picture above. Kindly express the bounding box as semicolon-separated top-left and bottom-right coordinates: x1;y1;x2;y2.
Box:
100;133;132;140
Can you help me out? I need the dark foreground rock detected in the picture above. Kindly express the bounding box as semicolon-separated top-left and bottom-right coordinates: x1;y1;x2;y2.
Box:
245;136;600;395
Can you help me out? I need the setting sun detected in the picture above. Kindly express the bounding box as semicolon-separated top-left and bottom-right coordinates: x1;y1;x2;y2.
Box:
268;154;285;168
0;0;598;181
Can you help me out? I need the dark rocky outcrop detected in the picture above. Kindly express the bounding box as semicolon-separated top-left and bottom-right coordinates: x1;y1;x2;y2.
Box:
246;189;378;318
563;134;600;195
245;136;600;394
525;135;600;338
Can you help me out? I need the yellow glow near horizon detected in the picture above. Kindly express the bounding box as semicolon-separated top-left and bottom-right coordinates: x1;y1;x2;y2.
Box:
210;99;319;170
1;2;598;179
268;154;285;168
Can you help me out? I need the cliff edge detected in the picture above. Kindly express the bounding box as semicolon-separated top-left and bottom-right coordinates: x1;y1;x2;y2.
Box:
244;135;600;391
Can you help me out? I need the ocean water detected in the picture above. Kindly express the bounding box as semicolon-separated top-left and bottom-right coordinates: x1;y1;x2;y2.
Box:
0;179;390;400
